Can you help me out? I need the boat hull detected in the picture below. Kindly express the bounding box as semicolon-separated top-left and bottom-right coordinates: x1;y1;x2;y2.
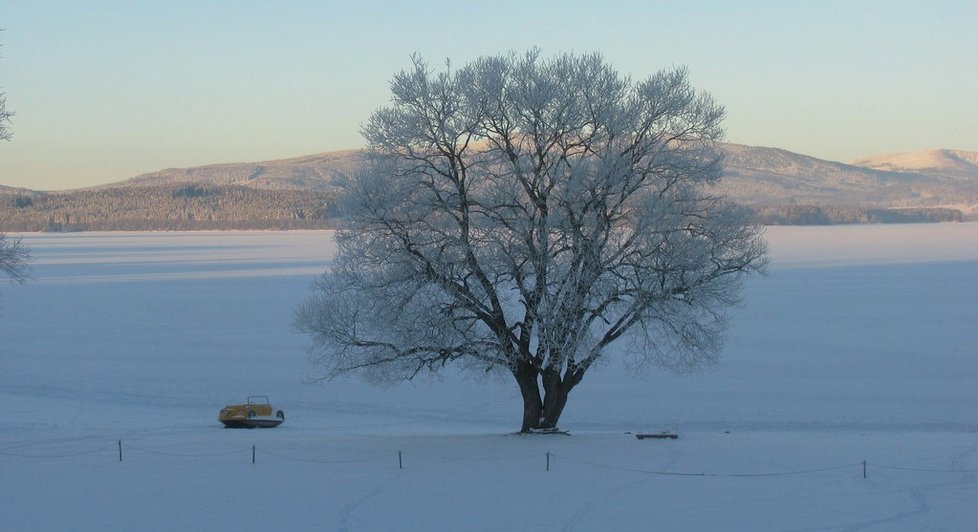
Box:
221;416;284;429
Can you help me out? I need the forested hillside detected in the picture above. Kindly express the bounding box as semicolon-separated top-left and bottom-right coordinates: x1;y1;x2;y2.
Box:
0;184;337;231
3;144;976;231
751;205;964;225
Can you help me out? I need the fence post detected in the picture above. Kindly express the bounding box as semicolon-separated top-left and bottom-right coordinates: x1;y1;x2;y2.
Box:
398;450;403;470
118;440;123;462
252;445;256;464
546;452;551;472
863;460;866;479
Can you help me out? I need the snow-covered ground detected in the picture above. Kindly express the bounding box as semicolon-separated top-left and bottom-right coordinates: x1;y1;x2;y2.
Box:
2;224;977;531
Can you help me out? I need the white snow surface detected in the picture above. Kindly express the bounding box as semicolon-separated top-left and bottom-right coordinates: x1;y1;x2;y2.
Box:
2;225;978;531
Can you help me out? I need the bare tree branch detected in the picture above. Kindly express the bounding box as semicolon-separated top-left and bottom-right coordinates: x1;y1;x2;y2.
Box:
296;51;766;431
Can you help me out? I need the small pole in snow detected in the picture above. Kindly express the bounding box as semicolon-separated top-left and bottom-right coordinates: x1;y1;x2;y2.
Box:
398;450;403;470
863;460;867;479
252;445;256;464
118;440;123;462
546;452;551;472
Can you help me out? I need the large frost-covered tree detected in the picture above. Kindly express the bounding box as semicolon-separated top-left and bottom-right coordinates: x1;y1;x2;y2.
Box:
296;51;766;432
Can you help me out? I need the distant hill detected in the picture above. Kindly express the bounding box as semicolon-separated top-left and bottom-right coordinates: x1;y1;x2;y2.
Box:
717;144;920;206
714;144;977;223
0;184;36;195
2;144;976;231
116;150;363;192
112;143;978;212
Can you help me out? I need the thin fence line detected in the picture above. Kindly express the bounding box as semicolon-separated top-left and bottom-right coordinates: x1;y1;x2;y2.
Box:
259;449;383;465
868;463;978;474
0;444;118;459
557;455;863;478
554;455;705;477
123;444;247;458
403;452;540;463
3;440;977;477
710;463;862;478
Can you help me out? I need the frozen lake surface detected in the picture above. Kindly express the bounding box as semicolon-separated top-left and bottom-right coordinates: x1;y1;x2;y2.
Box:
2;224;977;530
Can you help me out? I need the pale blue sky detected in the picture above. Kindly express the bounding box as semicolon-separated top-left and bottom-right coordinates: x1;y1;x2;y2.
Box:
1;0;976;190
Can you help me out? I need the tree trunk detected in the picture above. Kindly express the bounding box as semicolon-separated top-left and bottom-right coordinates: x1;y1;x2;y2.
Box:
539;369;571;429
514;362;543;433
513;363;574;432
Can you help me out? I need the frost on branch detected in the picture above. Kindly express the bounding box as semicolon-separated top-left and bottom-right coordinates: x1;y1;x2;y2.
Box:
295;51;767;431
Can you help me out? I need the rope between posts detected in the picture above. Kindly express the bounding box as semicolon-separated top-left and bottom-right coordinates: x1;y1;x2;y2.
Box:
3;439;977;477
0;444;118;459
123;443;246;458
868;463;978;473
556;455;864;478
711;463;862;478
259;449;382;465
404;450;541;463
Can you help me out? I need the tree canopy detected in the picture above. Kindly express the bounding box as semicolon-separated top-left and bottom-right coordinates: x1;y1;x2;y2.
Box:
0;234;30;285
296;51;767;432
0;38;30;291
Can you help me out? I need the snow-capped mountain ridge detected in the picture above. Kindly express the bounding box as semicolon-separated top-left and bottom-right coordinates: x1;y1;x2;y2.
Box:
852;149;978;179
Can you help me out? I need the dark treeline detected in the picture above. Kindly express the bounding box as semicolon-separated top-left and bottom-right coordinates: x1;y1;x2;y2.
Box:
753;205;965;225
2;184;967;232
0;183;338;232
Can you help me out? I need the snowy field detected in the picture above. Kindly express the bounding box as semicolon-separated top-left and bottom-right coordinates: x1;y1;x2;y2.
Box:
2;224;978;531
